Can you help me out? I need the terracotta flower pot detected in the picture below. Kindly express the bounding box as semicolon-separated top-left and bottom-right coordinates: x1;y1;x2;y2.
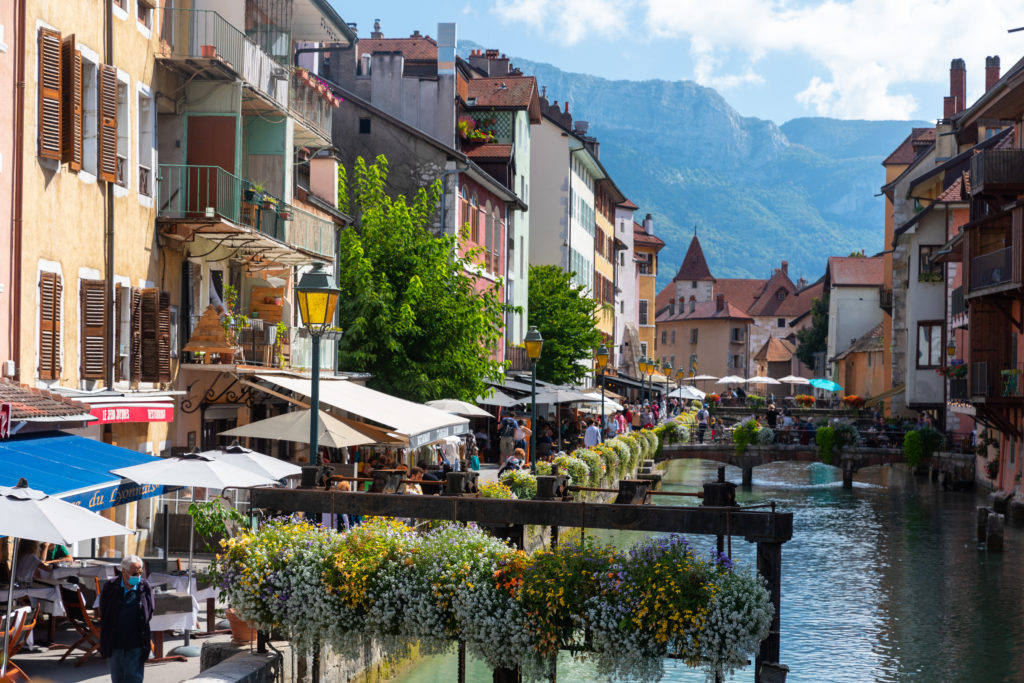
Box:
226;608;256;644
201;45;217;59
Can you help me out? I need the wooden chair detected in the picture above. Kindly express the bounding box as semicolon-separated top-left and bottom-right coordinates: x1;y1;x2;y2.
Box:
1;605;31;682
58;586;101;667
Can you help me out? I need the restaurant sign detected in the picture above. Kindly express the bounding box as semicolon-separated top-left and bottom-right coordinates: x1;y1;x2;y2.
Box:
90;404;175;424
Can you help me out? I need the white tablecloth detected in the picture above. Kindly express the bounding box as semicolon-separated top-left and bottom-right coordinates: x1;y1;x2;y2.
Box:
147;572;219;601
0;582;68;617
150;593;199;632
49;560;118;581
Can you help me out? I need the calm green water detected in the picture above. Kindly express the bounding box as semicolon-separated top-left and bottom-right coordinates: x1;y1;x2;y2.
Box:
392;460;1024;682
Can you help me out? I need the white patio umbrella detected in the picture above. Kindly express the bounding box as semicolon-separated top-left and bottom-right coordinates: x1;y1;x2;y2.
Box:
716;375;747;384
425;399;493;419
692;374;719;381
111;452;278;656
669;385;706;400
778;375;811;385
220;409;378;449
201;441;302;481
746;376;782;385
1;479;135;676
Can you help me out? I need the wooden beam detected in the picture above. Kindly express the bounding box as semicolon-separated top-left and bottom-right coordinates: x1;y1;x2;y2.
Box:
239;378;309;408
248;489;794;543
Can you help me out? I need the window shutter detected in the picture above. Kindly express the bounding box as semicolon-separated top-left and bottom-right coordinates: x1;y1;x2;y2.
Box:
80;280;107;380
130;288;142;381
38;273;62;380
37;28;63;161
61;35;83;171
158;291;171;382
114;286;124;382
140;288;160;382
97;64;118;183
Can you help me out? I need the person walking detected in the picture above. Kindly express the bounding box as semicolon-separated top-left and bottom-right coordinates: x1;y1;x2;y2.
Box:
583;418;602;447
100;555;155;683
696;405;710;443
497;415;518;466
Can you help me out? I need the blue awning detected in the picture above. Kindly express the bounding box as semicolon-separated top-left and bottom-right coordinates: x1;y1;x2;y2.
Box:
0;433;175;512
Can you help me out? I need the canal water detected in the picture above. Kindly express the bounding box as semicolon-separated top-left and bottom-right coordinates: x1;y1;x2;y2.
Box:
391;459;1024;682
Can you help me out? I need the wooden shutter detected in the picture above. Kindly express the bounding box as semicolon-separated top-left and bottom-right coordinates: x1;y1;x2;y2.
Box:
38;273;62;380
61;35;83;171
80;279;107;380
97;64;118;183
157;291;171;382
140;289;160;382
114;286;124;381
130;288;142;382
37;28;62;160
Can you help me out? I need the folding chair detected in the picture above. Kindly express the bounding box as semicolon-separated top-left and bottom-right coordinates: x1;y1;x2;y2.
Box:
58;586;101;667
1;605;31;682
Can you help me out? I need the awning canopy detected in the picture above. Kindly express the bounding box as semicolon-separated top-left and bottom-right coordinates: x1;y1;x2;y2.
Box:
0;433;173;512
54;388;180;425
255;375;469;448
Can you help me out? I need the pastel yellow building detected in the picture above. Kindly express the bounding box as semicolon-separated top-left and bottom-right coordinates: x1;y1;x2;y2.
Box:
633;216;664;362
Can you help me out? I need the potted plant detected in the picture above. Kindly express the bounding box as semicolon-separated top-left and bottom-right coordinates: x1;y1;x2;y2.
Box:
201;44;217;59
243;184;265;204
277;208;293;221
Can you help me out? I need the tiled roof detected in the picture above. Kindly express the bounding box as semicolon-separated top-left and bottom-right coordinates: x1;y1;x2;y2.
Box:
656;271;821;322
715;278;768;313
752;336;796;362
883;128;935;165
936;173;970;202
656;299;753;323
618;199;639;210
746;267;798;317
633;222;665;248
357;36;438;61
464;143;512;161
673;235;714;281
0;380;92;421
827;256;885;287
835;323;884;359
466;77;538;109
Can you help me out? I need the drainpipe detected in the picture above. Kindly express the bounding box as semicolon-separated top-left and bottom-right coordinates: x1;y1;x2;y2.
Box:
437;167;463;237
11;0;25;379
104;0;114;387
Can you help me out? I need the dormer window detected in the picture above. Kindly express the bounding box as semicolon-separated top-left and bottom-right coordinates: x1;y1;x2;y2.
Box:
777;289;787;301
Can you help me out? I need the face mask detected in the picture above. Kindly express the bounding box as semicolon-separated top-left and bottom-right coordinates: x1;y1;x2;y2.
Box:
127;575;141;588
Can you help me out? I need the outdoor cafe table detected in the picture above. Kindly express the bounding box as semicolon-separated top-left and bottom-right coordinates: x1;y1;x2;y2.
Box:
89;590;199;658
0;582;67;618
147;571;220;634
48;559;119;581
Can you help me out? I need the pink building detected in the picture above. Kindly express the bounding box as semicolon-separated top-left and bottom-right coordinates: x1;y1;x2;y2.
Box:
0;0;18;373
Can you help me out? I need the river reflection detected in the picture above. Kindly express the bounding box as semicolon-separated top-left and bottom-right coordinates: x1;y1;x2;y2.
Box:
392;460;1024;682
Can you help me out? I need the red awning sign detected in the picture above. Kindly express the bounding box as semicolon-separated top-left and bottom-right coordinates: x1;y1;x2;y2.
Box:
90;404;174;424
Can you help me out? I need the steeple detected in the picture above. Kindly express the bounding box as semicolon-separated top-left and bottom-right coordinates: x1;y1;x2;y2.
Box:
673;234;714;282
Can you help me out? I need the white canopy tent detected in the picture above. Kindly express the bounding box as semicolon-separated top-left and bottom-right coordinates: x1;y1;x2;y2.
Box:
256;375;469;448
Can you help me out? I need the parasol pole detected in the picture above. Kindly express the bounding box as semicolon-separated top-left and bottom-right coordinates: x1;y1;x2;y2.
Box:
1;536;20;677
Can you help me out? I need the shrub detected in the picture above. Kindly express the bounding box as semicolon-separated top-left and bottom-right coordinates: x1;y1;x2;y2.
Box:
793;394;815;408
575;449;605;487
745;395;765;410
553;454;590;486
499;470;537;500
903;430;924;468
816;426;835;465
480;481;513;499
833;423;859;451
918;425;944;458
756;427;775;445
732;419;760;455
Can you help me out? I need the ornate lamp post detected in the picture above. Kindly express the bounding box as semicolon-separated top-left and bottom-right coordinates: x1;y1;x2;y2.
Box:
638;357;649;403
662;362;672;418
524;326;544;474
296;263;340;488
596;344;609;441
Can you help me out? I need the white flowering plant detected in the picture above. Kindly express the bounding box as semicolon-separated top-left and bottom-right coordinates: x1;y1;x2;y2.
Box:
499;469;538;500
553;454;590;486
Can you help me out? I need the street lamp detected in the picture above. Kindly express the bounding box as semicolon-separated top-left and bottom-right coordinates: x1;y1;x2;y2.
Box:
663;362;672;415
638;357;649;403
296;263;340;487
596;344;609;441
524;326;544;474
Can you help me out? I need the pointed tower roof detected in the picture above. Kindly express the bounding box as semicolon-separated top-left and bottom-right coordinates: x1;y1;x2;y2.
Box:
673;235;714;281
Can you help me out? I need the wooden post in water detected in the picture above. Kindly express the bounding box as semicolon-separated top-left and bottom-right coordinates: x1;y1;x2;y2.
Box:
755;541;783;681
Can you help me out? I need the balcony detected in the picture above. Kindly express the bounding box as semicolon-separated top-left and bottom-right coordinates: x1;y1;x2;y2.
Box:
287;205;336;259
970;149;1024;197
156;8;288;111
879;287;893;313
116;154;128;188
290;70;334;144
505;344;530;372
970;247;1013;290
951;286;965;317
139;164;152;197
971;361;1024;399
949;377;968;401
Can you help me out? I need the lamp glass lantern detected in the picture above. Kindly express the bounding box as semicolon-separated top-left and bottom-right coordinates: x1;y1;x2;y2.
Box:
296;263;340;336
595;344;609;372
947;341;956;358
524;326;544;362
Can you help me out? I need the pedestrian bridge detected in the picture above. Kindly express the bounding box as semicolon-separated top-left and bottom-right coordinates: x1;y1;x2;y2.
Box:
659;442;976;488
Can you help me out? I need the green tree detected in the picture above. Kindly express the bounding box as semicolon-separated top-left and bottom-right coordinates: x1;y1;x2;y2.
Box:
333;156;507;402
528;265;603;385
795;294;829;369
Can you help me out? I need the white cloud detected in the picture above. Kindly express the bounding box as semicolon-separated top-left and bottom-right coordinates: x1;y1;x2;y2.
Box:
492;0;634;45
642;0;1023;119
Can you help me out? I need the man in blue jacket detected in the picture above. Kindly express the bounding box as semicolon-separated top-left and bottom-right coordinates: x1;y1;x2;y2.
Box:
100;555;155;683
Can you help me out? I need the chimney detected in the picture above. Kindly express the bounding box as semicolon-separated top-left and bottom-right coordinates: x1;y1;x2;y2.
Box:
986;55;1001;91
488;52;509;77
950;58;966;115
781;260;788;275
564;101;569;114
574;120;589;136
643;213;653;234
469;50;488;73
371;18;383;39
347;22;357;35
716;294;725;312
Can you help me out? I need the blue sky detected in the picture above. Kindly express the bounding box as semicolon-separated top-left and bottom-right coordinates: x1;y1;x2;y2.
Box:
333;0;1024;123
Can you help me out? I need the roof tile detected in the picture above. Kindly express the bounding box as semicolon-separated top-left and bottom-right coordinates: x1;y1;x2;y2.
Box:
466;77;538;109
0;380;92;420
673;235;714;281
827;256;885;287
357;37;438;61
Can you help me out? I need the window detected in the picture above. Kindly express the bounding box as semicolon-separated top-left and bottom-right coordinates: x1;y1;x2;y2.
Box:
470;194;479;242
777;289;787;301
691;281;697;289
80;280;106;380
919;245;943;283
61;35;83;171
731;354;741;369
689;298;695;313
358;118;371;134
38;272;63;380
639;300;649;326
671;330;676;345
97;64;118;182
115;78;129;187
126;288;171;383
661;331;667;344
640;342;648;357
619;301;624;313
917;321;943;368
690;328;698;344
777;317;786;328
137;0;152;29
137;89;154;197
731;328;744;342
80;52;98;176
37;28;62;161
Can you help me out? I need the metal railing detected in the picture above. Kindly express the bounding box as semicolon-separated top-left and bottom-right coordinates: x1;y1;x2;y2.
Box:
290;71;333;141
157;164;283;242
949;377;968;401
879;287;893;312
970;247;1013;290
156;8;288;110
970;149;1024;195
286;204;335;259
115;154;128;188
138;164;152;197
